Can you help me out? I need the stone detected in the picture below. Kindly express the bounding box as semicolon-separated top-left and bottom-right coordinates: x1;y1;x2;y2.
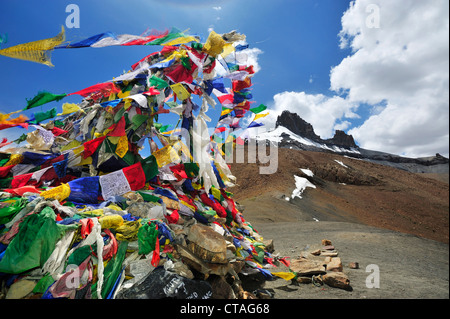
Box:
349;262;360;269
322;272;352;291
187;223;228;264
231;260;245;274
6;279;37;299
322;245;335;250
326;257;343;272
263;239;275;253
310;249;321;256
321;239;332;246
296;276;313;284
289;257;326;276
175;243;231;279
242;291;258;299
209;276;236;299
321;251;338;257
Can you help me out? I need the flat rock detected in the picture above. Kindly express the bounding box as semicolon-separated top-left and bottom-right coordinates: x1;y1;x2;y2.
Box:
326;257;343;272
322;272;352;291
6;279;37;299
289;257;326;276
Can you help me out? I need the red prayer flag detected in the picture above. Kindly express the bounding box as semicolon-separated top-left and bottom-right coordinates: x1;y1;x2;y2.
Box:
106;116;126;137
3;185;40;196
83;136;107;159
165;209;179;224
0;165;14;178
232;77;252;92
68;82;121;98
142;87;161;96
122;162;146;191
51;127;68;136
11;173;33;188
121;32;168;47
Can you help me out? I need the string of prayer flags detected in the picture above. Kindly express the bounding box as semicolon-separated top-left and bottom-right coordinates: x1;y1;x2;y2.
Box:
24;91;67;110
0;26;65;66
250;104;267;114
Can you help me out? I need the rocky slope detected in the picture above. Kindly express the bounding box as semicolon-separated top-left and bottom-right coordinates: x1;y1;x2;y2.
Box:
229;146;449;244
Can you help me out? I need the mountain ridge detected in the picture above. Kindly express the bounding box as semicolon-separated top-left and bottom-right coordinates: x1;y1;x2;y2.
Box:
260;110;449;174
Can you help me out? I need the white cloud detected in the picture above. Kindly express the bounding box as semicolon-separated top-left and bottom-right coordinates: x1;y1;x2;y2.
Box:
330;0;449;157
212;6;222;11
262;0;449;158
241;47;263;73
260;91;359;139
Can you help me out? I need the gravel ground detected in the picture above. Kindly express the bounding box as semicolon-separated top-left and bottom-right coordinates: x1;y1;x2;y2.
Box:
252;220;449;299
238;195;449;299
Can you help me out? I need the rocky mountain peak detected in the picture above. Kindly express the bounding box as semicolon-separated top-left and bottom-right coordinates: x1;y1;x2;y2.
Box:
275;110;357;148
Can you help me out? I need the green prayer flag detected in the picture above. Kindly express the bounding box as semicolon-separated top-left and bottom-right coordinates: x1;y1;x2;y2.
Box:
249;104;267;114
0;206;61;274
137;191;162;203
149;75;169;90
184;163;199;178
131;114;148;130
140;155;159;181
24;91;67;110
137;222;158;255
30;107;57;124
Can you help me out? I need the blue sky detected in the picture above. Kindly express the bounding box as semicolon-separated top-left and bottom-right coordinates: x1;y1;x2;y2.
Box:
0;0;448;158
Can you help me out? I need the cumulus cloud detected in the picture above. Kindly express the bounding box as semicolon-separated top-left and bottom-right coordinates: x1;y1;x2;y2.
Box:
241;47;263;73
259;91;359;139
331;0;449;157
261;0;448;158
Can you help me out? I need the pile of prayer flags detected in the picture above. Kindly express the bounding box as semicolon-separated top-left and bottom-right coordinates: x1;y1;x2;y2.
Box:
0;28;279;300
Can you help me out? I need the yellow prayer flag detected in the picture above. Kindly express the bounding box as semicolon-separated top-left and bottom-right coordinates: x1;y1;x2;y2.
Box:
0;26;65;66
253;112;269;121
4;154;23;167
203;30;226;57
220;108;233;117
163;35;199;46
118;90;130;99
115;135;129;158
220;43;235;58
272;272;296;281
58;103;83;116
40;183;71;202
153;145;180;168
170;83;190;101
75;156;92;166
211;186;222;201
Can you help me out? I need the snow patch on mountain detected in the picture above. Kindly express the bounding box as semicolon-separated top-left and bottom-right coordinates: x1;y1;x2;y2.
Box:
291;175;316;199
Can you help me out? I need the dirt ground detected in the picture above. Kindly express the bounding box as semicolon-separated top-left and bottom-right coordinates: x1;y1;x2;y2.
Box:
228;148;449;299
239;194;449;299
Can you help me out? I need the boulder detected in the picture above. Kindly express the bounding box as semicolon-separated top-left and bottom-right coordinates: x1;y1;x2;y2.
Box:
187;224;228;264
349;262;360;269
289;257;326;276
326;257;343;272
321;239;332;246
322;272;352;291
209;275;236;299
